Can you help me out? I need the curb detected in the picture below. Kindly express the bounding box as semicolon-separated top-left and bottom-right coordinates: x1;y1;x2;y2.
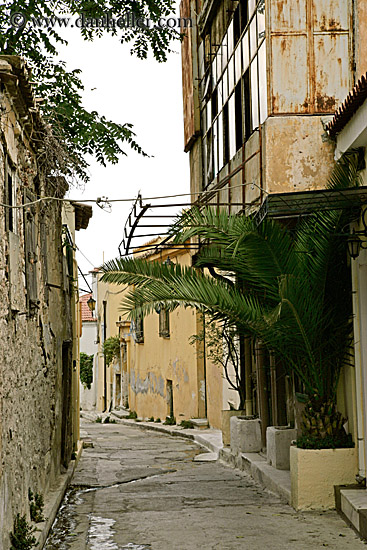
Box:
35;441;83;549
108;415;223;454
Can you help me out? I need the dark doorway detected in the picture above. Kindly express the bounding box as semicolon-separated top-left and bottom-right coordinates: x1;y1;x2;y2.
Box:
166;379;174;418
61;342;73;467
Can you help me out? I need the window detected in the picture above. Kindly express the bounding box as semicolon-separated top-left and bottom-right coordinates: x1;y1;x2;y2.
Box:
235;82;243;151
135;316;144;343
24;191;38;312
200;0;267;187
5;160;16;233
159;309;170;338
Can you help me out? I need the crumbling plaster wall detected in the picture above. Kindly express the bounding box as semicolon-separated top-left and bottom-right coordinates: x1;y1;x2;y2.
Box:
0;75;71;549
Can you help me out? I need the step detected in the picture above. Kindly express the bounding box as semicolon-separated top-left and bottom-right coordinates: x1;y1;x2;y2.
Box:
190;418;209;429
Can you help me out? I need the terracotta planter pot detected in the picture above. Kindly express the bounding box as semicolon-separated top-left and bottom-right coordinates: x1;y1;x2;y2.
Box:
290;445;358;510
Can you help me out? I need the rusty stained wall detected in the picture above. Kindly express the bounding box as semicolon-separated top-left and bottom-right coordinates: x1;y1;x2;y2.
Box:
263;115;334;194
268;0;352;115
180;0;196;151
355;0;367;77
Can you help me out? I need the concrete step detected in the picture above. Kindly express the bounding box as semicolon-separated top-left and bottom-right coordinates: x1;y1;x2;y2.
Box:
337;486;367;538
190;418;209;429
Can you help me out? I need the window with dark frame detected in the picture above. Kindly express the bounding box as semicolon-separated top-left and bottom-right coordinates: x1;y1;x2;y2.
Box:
200;0;267;188
159;309;170;338
135;316;144;343
5;161;16;233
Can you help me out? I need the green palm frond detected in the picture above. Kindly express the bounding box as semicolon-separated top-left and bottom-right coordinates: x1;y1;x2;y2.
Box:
101;151;360;406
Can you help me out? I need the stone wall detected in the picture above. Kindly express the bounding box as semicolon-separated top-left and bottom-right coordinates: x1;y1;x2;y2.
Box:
0;57;76;550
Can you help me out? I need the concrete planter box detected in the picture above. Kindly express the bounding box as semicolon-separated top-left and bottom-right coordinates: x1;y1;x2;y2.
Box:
221;410;245;446
290;445;358;510
266;426;297;470
230;416;262;454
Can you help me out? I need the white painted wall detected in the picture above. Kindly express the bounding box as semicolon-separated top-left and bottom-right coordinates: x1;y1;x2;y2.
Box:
80;321;98;410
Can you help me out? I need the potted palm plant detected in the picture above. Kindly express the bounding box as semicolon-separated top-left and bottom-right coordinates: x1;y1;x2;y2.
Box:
101;152;360;509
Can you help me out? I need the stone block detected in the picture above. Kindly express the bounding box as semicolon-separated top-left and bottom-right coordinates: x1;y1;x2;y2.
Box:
230;416;262;454
266;426;297;470
221;410;245;446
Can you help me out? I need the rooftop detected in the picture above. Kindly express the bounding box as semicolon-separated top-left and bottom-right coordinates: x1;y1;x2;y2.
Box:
80;293;95;322
326;73;367;137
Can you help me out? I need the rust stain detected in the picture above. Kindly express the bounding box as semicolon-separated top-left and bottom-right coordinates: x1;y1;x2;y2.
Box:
281;38;287;53
319;15;327;32
277;1;285;20
319;16;339;32
316;94;336;112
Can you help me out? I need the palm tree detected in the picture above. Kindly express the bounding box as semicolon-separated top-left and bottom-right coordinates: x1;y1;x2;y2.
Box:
101;152;360;446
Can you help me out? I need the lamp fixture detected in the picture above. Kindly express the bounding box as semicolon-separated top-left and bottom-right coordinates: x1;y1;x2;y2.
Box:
347;209;367;260
87;296;96;314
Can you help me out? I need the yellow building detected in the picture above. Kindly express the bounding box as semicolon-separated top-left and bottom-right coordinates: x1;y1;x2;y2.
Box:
93;241;228;429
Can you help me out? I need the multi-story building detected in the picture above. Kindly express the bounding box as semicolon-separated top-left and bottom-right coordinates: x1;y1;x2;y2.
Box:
179;0;367;507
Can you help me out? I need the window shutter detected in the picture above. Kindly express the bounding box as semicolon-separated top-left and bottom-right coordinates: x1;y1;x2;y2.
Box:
24;192;38;310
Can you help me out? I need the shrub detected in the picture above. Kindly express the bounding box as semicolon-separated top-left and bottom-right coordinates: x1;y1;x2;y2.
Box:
80;353;93;389
127;411;138;419
103;336;120;366
163;416;176;425
180;420;194;429
10;514;36;550
296;433;355;450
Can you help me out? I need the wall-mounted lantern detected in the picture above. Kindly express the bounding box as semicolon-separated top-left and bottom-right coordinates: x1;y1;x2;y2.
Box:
87;296;96;314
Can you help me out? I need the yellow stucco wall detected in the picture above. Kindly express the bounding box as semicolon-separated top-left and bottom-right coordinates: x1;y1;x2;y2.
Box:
290;446;358;510
127;306;201;422
96;245;224;428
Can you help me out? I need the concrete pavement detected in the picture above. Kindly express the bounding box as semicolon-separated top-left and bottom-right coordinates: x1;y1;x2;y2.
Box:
44;422;366;550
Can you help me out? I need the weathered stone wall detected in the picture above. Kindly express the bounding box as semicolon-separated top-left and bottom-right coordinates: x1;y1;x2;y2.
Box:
0;58;75;550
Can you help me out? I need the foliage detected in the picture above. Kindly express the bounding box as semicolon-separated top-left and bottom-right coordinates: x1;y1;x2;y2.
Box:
148;416;155;422
155;418;161;423
0;0;178;183
103;336;120;366
180;420;194;429
10;514;37;550
296;433;354;450
127;410;137;419
163;415;176;425
101;152;361;446
190;320;244;409
29;490;44;523
96;416;102;423
80;352;93;389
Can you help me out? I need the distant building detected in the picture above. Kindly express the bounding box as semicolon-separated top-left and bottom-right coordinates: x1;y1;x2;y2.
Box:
79;292;98;411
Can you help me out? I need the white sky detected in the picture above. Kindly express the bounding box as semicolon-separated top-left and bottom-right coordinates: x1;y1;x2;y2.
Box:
57;11;190;292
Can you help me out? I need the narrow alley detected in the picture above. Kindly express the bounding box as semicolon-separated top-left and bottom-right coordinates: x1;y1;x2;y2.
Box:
44;422;365;550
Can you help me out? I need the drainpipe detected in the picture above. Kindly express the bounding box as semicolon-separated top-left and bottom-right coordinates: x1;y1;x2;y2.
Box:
202;313;208;419
351;246;367;478
244;337;253;416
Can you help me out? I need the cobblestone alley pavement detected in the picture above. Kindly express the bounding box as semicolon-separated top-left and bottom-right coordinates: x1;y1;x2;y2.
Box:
45;422;366;550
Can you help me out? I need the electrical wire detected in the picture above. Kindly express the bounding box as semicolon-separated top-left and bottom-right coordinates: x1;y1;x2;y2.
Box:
0;181;267;209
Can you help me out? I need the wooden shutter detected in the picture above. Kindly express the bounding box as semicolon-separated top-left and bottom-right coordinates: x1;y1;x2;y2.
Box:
24;192;38;310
